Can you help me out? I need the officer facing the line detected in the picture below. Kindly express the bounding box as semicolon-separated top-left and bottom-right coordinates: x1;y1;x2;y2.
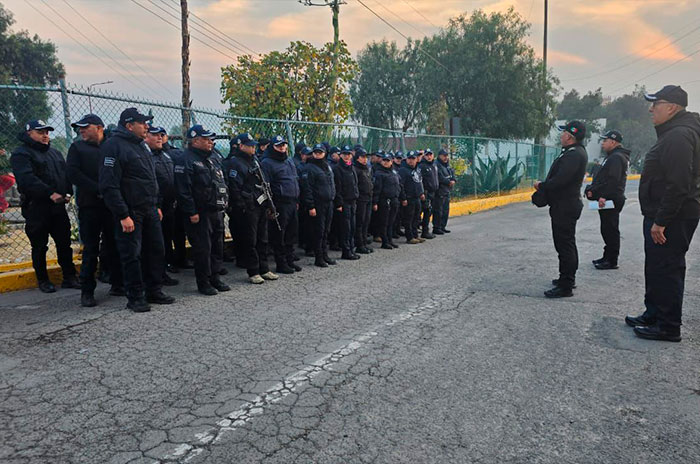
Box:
174;125;231;296
534;120;588;298
333;145;361;260
434;148;456;234
584;130;630;270
99;107;175;312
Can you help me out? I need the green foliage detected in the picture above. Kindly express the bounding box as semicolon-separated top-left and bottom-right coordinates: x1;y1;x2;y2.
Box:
0;3;64;152
220;40;357;132
471;152;524;193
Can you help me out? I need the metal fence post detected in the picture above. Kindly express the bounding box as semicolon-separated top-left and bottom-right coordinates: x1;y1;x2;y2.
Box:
285;121;294;154
472;137;477;198
58;75;73;142
496;141;500;196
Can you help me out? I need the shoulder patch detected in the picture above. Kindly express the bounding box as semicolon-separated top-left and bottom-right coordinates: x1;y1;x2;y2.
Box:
103;157;115;167
193;161;204;167
229;169;238;178
174;165;185;174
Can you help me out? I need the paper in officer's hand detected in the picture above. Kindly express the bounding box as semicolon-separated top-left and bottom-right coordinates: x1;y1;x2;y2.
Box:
588;200;615;210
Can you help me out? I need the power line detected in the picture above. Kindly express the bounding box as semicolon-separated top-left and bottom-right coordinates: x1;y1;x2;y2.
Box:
150;0;249;57
167;0;260;56
371;0;431;37
60;0;173;99
401;0;439;29
35;0;159;97
353;0;450;72
129;0;239;61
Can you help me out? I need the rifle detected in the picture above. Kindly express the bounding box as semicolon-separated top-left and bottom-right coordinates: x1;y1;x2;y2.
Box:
252;158;282;231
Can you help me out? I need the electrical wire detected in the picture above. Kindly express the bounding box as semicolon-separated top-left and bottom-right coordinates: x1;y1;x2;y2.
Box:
400;0;439;29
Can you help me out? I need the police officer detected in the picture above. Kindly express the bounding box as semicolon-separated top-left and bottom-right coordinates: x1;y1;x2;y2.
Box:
11;120;79;293
294;145;313;256
174;125;230;295
145;125;179;286
333;145;360;260
256;137;270;157
399;151;425;244
584;130;630;270
353;148;374;254
392;151;405;239
534;120;588;298
419;148;439;239
373;152;403;249
67;114;123;306
223;133;279;285
162;135;191;272
434;149;456;234
261;135;302;274
99;108;175;312
301;144;338;267
626;85;700;342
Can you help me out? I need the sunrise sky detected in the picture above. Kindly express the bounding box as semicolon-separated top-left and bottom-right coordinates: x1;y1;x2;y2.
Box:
5;0;700;111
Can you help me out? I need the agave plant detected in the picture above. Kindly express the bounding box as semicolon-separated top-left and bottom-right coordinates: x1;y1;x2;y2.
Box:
471;152;524;194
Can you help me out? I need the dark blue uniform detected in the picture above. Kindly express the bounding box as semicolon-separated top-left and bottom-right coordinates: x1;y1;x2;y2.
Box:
373;163;404;247
419;158;439;237
353;160;373;252
435;158;456;232
333;160;359;257
301;157;337;263
399;163;424;241
152;147;177;271
99;126;165;303
174;146;229;290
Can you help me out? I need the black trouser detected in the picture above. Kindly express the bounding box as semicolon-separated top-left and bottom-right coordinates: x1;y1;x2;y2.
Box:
376;197;399;245
161;206;176;267
186;210;224;286
549;201;582;289
329;207;341;248
269;199;298;267
355;200;372;249
440;192;451;229
311;201;333;258
393;201;403;236
23;202;76;283
641;216;698;330
369;202;379;238
113;206;164;300
78;206;122;293
340;201;357;255
421;192;435;234
433;194;448;231
599;199;625;264
231;204;269;277
403;198;421;240
173;207;188;266
298;200;310;250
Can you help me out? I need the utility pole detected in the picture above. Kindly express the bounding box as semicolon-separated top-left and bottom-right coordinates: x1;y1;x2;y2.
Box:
537;0;549;178
181;0;192;137
299;0;345;123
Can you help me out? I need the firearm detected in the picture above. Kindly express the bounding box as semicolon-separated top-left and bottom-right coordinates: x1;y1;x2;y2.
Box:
252;158;282;231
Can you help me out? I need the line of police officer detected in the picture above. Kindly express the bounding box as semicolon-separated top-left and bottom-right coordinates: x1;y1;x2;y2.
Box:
10;106;457;313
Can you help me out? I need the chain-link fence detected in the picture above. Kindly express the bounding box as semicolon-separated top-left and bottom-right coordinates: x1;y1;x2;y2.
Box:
0;82;558;266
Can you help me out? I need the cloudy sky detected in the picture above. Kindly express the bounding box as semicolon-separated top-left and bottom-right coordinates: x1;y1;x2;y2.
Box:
5;0;700;111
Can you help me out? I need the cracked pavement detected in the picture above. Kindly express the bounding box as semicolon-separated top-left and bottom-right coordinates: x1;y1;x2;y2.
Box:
2;182;700;463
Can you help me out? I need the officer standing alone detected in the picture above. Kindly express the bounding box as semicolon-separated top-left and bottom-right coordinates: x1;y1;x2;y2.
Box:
434;149;456;234
534;120;588;298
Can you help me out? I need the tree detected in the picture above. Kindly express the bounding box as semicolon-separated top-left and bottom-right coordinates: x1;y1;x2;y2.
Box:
220;40;356;130
603;87;655;172
555;88;605;138
421;8;558;140
0;2;64;151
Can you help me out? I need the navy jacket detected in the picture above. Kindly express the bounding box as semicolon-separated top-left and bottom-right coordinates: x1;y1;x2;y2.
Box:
539;143;588;208
372;164;403;204
333;160;359;204
419;159;439;194
174;147;229;216
437;160;456;197
301;157;337;211
152;148;176;213
586;147;630;202
11;132;71;207
223;149;265;211
354;162;373;203
260;147;299;201
67;138;104;209
99;126;159;219
399;164;425;200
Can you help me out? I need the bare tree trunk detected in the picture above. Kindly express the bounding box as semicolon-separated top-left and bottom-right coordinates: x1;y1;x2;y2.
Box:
181;0;191;138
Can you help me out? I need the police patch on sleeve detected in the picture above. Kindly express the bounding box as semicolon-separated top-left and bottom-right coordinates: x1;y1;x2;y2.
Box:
103;157;115;167
174;165;185;174
229;169;237;178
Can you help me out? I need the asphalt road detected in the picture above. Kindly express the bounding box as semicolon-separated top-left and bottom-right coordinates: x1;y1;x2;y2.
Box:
3;181;700;463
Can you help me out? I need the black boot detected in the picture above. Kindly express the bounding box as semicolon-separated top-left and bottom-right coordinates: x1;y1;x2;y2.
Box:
81;292;97;307
315;256;329;268
126;297;151;313
210;279;231;292
276;262;295;274
146;291;175;305
61;275;81;289
38;280;56;293
323;254;337;265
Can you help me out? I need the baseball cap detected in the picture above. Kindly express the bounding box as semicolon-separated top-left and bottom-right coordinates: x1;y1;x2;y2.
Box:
425;148;433;155
599;130;623;143
118;107;153;126
258;137;270;146
25;120;54;131
406;150;418;159
301;146;313;156
438;149;448;155
328;146;340;155
644;85;688;107
187;124;216;139
71;114;104;128
340;145;353;154
236;133;257;146
147;125;167;135
311;143;327;153
354;148;367;157
271;135;287;146
394;151;404;159
557;120;586;141
381;152;393;161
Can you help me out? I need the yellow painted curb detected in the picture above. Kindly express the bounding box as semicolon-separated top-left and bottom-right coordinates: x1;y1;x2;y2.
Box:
584;174;640;182
449;191;534;218
0;263;81;293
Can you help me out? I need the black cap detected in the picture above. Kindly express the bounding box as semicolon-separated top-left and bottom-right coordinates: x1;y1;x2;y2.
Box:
354;148;367;157
258;137;270;146
311;143;327;153
118;107;153;126
406;150;417;159
71;113;104;128
328;146;340;155
438;148;448;155
599;130;623;143
380;152;393;160
236;133;257;146
645;85;688;107
425;148;433;155
340;145;353;154
353;144;364;151
301;146;313;156
558;120;586;141
271;135;287;146
394;151;404;159
25;119;54;131
376;150;385;156
147;124;167;135
187;124;216;139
